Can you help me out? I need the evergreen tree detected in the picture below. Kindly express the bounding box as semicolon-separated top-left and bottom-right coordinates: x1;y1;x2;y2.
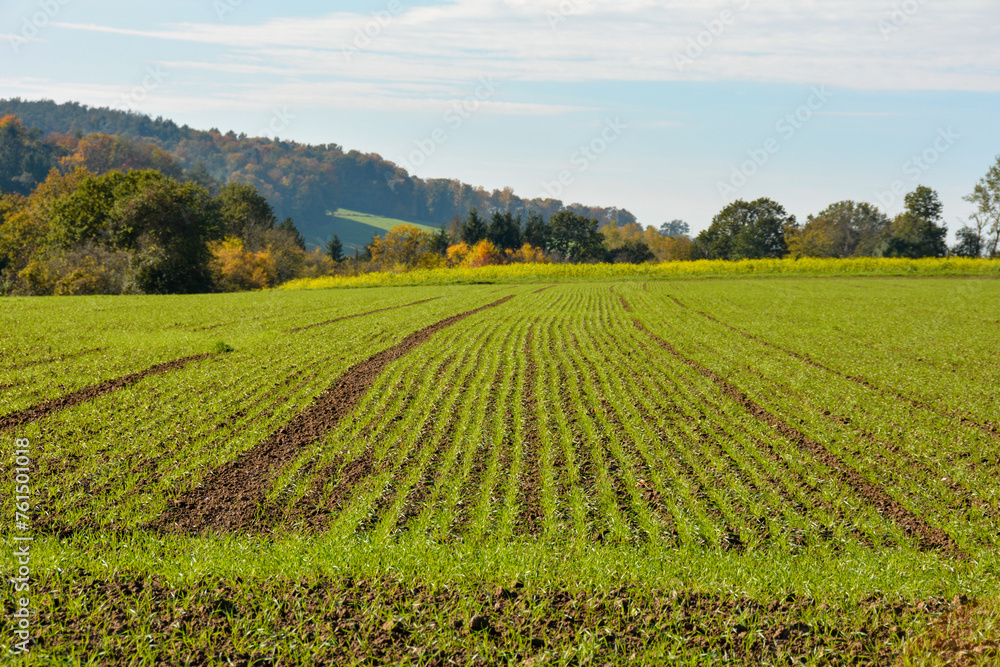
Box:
460;208;487;244
325;234;344;262
523;212;551;250
487;211;522;250
276;216;306;250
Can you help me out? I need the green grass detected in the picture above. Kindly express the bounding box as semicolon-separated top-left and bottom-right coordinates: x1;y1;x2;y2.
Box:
297;208;439;252
2;277;999;664
331;208;438;235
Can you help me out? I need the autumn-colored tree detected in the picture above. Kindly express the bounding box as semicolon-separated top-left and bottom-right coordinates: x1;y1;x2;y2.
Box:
446;241;470;266
643;227;693;262
370;224;439;269
507;243;549;264
787;201;890;258
210;237;277;291
0;115;57;196
57;133;182;178
0;168;90;294
463;239;504;268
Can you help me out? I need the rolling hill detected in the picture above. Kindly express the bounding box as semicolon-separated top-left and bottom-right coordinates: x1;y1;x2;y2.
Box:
0;98;638;251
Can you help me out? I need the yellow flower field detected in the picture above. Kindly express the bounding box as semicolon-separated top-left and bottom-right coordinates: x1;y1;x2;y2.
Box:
280;257;1000;290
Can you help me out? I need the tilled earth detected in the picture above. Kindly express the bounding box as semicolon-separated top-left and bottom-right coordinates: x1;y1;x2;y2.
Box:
1;573;987;666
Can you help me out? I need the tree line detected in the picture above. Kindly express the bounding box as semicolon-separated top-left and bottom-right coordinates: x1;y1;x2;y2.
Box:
691;176;999;262
333;208;695;271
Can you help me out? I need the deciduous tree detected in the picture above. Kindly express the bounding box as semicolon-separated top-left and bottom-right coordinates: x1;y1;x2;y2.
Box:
964;155;1000;258
694;198;793;260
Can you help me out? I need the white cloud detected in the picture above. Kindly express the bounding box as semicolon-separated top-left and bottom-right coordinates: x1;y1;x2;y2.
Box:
43;0;1000;116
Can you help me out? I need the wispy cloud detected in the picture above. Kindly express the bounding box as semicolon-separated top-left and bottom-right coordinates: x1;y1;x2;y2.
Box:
46;0;998;110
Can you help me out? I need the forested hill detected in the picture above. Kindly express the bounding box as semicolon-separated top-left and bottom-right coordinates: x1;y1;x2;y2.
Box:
0;98;638;246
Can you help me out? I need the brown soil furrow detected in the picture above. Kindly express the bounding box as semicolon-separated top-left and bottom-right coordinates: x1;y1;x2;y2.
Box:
669;295;1000;439
533;285;555;294
610;324;744;549
288;297;441;334
664;306;989;539
515;331;545;536
675;367;880;548
633;318;963;557
191;322;226;332
149;296;514;535
0;353;215;433
828;414;998;523
725;341;996;527
620;318;845;547
751;434;882;549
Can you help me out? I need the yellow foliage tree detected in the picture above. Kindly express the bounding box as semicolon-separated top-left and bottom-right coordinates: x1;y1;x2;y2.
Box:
446;242;470;266
463;239;503;268
370;224;438;269
210;237;277;291
507;243;549;264
1;168;92;294
644;228;694;262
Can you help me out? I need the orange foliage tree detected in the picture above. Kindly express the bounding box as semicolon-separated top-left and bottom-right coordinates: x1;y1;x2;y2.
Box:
370;224;442;269
210;237;277;291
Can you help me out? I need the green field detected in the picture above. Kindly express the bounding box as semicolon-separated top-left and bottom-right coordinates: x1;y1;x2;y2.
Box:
2;277;999;665
298;209;438;253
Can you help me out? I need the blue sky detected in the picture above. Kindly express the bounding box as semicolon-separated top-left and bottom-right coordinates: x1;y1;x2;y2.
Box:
2;0;998;236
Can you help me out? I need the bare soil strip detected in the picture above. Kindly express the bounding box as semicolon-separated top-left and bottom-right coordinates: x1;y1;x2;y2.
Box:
668;294;1000;438
150;296;514;535
0;353;214;433
631;316;963;556
288;297;441;334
